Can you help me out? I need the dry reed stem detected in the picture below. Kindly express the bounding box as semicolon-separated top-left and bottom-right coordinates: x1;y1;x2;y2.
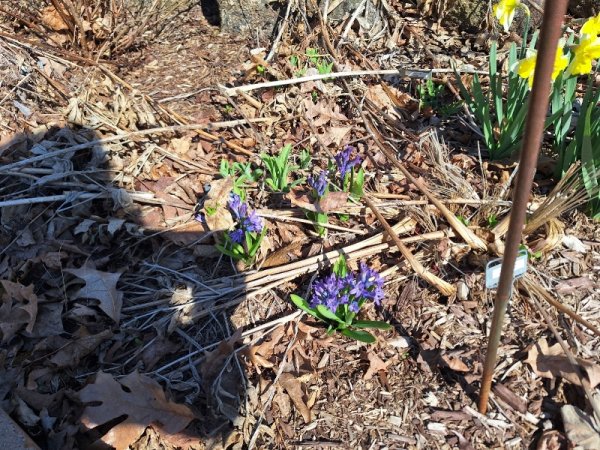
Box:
363;196;456;296
520;276;600;338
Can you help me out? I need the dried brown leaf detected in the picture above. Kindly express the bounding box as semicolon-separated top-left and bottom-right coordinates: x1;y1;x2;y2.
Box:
41;6;69;31
320;126;351;147
50;329;112;368
200;329;242;383
555;277;595;295
561;405;600;450
286;188;317;212
441;353;470;373
0;280;38;343
526;338;600;388
262;240;305;268
65;267;123;323
318;191;349;212
78;371;195;450
200;177;234;232
364;352;392;381
279;373;312;423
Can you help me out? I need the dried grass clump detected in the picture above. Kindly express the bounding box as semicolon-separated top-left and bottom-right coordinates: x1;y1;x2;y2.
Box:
2;0;194;57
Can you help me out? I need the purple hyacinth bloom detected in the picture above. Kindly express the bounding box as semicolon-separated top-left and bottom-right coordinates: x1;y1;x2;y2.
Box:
349;301;360;313
229;228;244;244
228;193;248;220
308;170;329;198
334;146;361;180
350;262;384;306
310;273;343;311
243;210;263;233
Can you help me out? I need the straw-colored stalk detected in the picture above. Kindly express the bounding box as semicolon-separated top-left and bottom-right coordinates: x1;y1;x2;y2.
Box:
363;197;456;296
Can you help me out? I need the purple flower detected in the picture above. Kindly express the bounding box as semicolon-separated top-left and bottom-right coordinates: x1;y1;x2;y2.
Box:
229;228;244;243
308;170;329;198
350;262;384;306
310;273;344;311
334;146;361;180
228;193;248;220
227;192;264;237
243;210;263;233
310;263;384;316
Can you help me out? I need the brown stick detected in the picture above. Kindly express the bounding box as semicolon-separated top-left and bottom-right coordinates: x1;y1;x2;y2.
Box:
363;196;456;296
479;0;570;414
520;276;600;338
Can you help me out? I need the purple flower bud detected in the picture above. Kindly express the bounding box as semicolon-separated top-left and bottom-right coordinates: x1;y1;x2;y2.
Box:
243;210;264;234
228;193;247;219
229;228;244;244
308;170;329;198
334;146;361;180
350;262;384;306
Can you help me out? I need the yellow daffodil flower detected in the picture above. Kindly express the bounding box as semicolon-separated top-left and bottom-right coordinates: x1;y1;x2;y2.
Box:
581;13;600;37
515;45;569;88
567;14;600;76
493;0;529;33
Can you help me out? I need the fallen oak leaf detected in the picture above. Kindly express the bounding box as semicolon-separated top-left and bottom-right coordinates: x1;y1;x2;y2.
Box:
65;267;123;323
279;373;312;424
49;328;112;368
318;191;349;212
364;352;392;381
0;280;38;343
78;371;195;450
526;338;600;388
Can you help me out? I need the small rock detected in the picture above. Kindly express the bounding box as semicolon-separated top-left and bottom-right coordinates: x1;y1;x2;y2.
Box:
562;235;589;253
388;336;412;349
456;281;469;301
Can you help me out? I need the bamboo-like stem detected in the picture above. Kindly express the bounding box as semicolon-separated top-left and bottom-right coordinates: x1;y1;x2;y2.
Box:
363;197;456;296
520;276;600;338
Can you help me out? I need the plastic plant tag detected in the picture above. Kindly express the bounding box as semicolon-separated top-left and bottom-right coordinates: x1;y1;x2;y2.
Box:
485;249;528;289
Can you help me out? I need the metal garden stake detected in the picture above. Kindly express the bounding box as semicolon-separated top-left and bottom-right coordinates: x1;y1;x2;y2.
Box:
478;0;571;414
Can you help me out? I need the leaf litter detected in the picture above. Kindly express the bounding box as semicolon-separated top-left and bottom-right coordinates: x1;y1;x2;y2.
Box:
0;1;598;450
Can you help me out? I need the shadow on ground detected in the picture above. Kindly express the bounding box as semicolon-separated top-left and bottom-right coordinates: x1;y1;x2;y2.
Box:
0;124;265;449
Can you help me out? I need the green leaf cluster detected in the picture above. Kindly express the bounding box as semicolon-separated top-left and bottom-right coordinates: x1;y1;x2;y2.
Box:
260;144;304;193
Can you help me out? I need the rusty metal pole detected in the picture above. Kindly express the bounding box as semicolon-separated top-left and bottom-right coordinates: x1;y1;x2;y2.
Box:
478;0;570;414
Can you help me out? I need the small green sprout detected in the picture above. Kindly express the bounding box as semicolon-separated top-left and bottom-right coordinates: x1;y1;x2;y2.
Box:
260;144;303;192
